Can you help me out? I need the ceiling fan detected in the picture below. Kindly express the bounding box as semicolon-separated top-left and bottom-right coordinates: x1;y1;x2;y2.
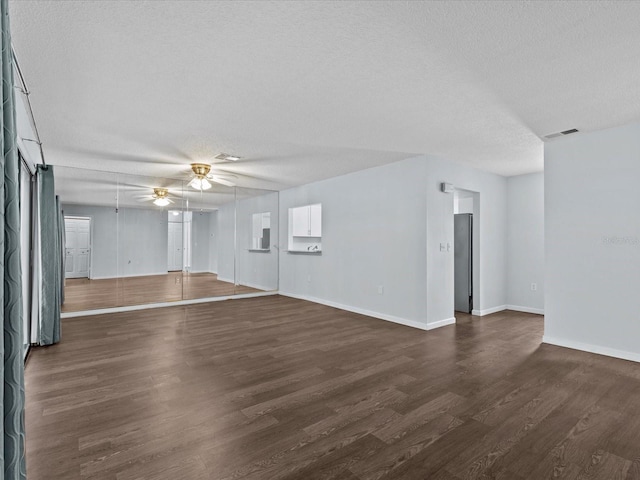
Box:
189;163;237;190
134;187;179;207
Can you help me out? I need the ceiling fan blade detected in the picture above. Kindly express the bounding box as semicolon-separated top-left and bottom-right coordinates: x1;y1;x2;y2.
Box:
133;195;154;201
209;176;236;187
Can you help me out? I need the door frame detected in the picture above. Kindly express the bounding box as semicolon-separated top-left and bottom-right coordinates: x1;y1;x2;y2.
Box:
64;215;93;279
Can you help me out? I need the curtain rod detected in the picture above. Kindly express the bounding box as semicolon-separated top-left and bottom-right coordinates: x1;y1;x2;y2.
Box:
12;45;47;167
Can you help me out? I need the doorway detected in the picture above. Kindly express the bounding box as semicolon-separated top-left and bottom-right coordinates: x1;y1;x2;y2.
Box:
453;189;479;314
64;216;91;279
454;213;473;313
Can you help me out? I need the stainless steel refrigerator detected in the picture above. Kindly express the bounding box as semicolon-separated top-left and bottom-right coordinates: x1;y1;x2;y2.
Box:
454;213;473;313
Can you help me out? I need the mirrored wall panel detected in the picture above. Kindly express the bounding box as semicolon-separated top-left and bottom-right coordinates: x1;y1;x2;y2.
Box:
55;165;278;312
235;187;279;294
57;167;119;311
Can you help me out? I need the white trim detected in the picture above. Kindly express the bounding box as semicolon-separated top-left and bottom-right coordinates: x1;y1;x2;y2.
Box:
471;305;507;316
238;280;277;292
88;271;170;280
279;292;439;331
187;270;217;275
543;335;640;364
427;317;457;330
61;291;278;319
505;305;544;315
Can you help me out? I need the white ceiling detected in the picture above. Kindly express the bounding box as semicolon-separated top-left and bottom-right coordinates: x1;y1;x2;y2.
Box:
9;0;640;192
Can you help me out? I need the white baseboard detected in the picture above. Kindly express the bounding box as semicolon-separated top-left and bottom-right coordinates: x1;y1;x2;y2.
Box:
238;280;276;292
543;335;640;364
471;305;507;316
217;276;234;284
88;271;169;280
506;304;544;315
427;317;456;330
61;291;278;319
279;292;453;332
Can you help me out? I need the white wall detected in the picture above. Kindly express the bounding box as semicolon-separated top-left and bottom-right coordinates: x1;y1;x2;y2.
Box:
62;204;168;279
278;155;508;329
217;202;235;283
191;212;212;273
545;123;640;362
425;158;507;322
506;173;544;313
209;211;219;273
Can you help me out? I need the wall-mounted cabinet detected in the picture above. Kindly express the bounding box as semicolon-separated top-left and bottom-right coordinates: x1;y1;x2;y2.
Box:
288;203;322;253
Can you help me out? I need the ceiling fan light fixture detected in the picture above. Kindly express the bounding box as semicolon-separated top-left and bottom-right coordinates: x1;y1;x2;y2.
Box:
189;177;211;190
190;163;211;176
152;187;171;207
190;163;214;190
153;197;170;207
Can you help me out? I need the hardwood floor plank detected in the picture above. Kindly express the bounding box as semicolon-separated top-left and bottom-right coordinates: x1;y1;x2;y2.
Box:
25;296;640;479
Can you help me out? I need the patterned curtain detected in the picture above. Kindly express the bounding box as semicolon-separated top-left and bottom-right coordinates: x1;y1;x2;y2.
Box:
0;0;27;477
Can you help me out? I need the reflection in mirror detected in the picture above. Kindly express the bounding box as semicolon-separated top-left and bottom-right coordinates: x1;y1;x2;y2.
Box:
56;166;119;312
181;181;238;299
235;188;279;294
251;212;271;251
115;173;185;307
55;165;278;311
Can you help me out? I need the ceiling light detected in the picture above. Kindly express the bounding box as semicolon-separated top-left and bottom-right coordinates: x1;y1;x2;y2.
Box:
190;163;214;190
152;187;171;207
189;176;212;190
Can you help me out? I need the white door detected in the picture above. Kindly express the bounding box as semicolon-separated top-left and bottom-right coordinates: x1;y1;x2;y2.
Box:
64;217;91;278
168;222;183;271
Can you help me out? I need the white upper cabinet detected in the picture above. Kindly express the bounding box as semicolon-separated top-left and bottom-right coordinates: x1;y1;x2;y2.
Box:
292;205;311;236
291;204;322;237
288;203;322;253
309;204;322;236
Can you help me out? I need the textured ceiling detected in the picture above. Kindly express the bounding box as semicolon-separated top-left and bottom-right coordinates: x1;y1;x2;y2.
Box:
9;0;640;192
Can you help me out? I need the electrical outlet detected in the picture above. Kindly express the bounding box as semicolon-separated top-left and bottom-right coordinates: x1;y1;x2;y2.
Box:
531;283;537;291
377;285;384;295
175;276;181;284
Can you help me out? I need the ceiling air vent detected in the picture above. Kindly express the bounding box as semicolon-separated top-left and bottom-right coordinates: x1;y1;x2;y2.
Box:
215;153;241;161
543;128;579;140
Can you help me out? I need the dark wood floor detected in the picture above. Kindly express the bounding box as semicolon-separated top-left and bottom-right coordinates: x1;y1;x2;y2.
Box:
62;272;262;312
26;296;640;479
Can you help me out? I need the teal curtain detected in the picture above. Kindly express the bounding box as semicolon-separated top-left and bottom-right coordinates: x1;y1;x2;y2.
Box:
33;165;60;346
0;0;27;478
57;196;64;305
